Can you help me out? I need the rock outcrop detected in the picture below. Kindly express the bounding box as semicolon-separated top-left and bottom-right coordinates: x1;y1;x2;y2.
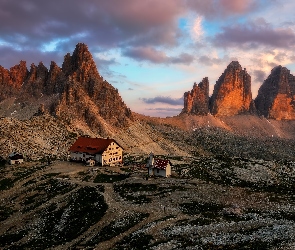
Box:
181;77;209;115
255;66;295;120
0;43;134;135
210;61;255;116
52;43;133;135
0;61;28;101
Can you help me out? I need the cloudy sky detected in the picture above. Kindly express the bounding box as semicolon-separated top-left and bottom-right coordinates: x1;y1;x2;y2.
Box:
1;0;295;117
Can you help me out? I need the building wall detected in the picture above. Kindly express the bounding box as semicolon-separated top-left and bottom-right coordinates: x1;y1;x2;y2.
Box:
101;142;123;166
165;164;171;177
69;142;123;166
70;152;94;162
9;159;24;165
148;165;171;177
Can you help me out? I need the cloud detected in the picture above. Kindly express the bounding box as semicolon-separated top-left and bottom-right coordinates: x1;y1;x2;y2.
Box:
191;16;204;41
212;21;295;49
253;70;267;83
187;0;260;20
198;55;224;66
146;107;182;112
140;96;183;105
0;0;185;49
0;45;61;68
123;47;194;65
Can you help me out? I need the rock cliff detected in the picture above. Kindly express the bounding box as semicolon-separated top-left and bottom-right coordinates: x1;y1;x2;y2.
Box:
181;77;209;115
210;61;255;116
0;43;134;135
255;66;295;120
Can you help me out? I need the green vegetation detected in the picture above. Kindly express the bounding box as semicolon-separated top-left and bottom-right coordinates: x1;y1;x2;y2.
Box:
86;212;149;246
0;178;14;190
22;178;77;212
115;232;154;250
93;173;130;183
0;230;28;248
180;201;224;218
0;205;14;221
22;186;108;249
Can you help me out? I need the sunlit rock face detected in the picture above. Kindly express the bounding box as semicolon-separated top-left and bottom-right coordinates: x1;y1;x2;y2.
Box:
0;43;134;135
54;43;134;134
0;61;28;101
210;61;255;116
182;77;209;115
255;66;295;120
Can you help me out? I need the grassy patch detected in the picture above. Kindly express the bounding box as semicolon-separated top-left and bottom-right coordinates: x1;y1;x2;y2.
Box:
93;173;130;183
0;230;28;247
0;178;14;190
114;232;154;250
114;183;157;204
86;212;149;246
21;178;77;212
21;186;108;249
0;205;14;221
180;201;224;218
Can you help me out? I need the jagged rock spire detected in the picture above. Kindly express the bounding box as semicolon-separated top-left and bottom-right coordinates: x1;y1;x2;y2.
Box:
255;65;295;120
181;77;209;115
210;61;254;116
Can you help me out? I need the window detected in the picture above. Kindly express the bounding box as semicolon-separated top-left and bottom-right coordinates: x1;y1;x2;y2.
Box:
157;169;159;173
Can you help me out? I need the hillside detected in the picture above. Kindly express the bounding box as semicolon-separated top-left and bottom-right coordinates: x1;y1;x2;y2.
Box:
2;44;295;249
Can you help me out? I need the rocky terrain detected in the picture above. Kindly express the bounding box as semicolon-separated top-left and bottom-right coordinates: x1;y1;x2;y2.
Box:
255;65;295;120
1;154;295;249
2;43;295;249
0;43;133;136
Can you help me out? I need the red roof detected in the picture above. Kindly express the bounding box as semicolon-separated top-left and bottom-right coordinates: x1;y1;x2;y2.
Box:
154;158;171;170
69;137;121;154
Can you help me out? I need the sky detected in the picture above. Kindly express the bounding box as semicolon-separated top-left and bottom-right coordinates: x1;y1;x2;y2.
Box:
1;0;295;117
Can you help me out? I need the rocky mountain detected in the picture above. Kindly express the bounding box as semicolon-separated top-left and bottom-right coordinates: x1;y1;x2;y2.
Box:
255;65;295;120
181;77;209;115
210;61;255;116
0;43;134;136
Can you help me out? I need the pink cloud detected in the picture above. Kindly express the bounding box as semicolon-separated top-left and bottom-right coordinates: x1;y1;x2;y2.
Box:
187;0;261;19
212;22;295;48
220;0;257;14
123;47;194;65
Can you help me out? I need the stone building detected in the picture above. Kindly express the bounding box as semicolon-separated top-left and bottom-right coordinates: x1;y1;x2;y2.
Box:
69;137;123;166
8;152;24;165
146;153;172;177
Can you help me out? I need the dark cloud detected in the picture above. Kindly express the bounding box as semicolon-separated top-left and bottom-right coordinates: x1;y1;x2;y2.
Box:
198;55;224;66
146;107;182;112
140;96;183;105
123;47;194;65
212;21;295;49
253;70;267;83
0;0;184;47
0;45;61;69
187;0;261;20
274;52;287;62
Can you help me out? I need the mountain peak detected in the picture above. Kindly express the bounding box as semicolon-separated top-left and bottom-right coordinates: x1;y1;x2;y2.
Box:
62;42;99;80
255;65;295;120
181;77;209;115
228;61;242;69
210;61;254;116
